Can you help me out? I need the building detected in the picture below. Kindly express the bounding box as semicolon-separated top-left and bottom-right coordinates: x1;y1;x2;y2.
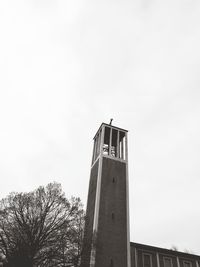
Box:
80;122;200;267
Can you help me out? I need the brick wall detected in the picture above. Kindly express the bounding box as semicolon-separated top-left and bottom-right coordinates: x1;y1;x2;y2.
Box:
95;157;128;267
80;160;99;267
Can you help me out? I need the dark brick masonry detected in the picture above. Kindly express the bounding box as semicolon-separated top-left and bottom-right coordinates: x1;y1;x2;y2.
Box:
80;160;99;267
80;156;128;267
95;157;128;267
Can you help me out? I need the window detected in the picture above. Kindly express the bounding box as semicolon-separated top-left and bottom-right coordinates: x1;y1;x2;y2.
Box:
111;212;115;220
143;254;152;267
183;261;192;267
163;257;173;267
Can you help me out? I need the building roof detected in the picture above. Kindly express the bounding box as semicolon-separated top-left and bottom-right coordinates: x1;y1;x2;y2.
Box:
130;242;200;259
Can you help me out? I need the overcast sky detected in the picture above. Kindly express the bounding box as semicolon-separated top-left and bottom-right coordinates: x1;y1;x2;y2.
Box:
0;0;200;255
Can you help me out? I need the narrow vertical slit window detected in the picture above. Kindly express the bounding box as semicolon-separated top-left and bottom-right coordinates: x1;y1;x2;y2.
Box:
111;212;115;220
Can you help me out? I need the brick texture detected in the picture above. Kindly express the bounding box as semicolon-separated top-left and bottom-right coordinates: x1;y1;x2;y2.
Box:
95;157;128;267
80;160;99;267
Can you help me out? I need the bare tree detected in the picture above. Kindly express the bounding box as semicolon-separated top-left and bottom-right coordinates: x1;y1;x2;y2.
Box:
0;182;85;267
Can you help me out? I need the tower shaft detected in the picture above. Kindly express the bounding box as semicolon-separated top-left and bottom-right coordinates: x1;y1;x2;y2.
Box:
81;123;130;267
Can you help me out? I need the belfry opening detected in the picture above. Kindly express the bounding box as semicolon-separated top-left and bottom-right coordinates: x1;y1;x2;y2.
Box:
92;125;126;163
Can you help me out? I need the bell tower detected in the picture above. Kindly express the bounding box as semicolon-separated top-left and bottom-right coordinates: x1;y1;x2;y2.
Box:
80;122;131;267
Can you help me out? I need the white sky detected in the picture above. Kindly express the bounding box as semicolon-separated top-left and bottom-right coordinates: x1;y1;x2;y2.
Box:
0;0;200;255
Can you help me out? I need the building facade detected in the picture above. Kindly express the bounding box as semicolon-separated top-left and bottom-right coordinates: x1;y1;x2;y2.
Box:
131;243;200;267
80;122;200;267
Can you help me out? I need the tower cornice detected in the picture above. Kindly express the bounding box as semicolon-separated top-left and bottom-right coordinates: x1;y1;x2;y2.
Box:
93;122;128;140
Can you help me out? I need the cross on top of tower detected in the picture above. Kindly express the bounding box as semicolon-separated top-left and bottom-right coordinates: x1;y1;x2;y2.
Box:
109;118;113;125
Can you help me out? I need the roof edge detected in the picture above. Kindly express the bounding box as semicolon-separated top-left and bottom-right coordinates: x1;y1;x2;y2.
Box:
93;122;128;140
130;242;200;258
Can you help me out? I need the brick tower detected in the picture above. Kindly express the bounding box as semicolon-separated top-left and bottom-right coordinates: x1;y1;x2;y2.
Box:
80;122;131;267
